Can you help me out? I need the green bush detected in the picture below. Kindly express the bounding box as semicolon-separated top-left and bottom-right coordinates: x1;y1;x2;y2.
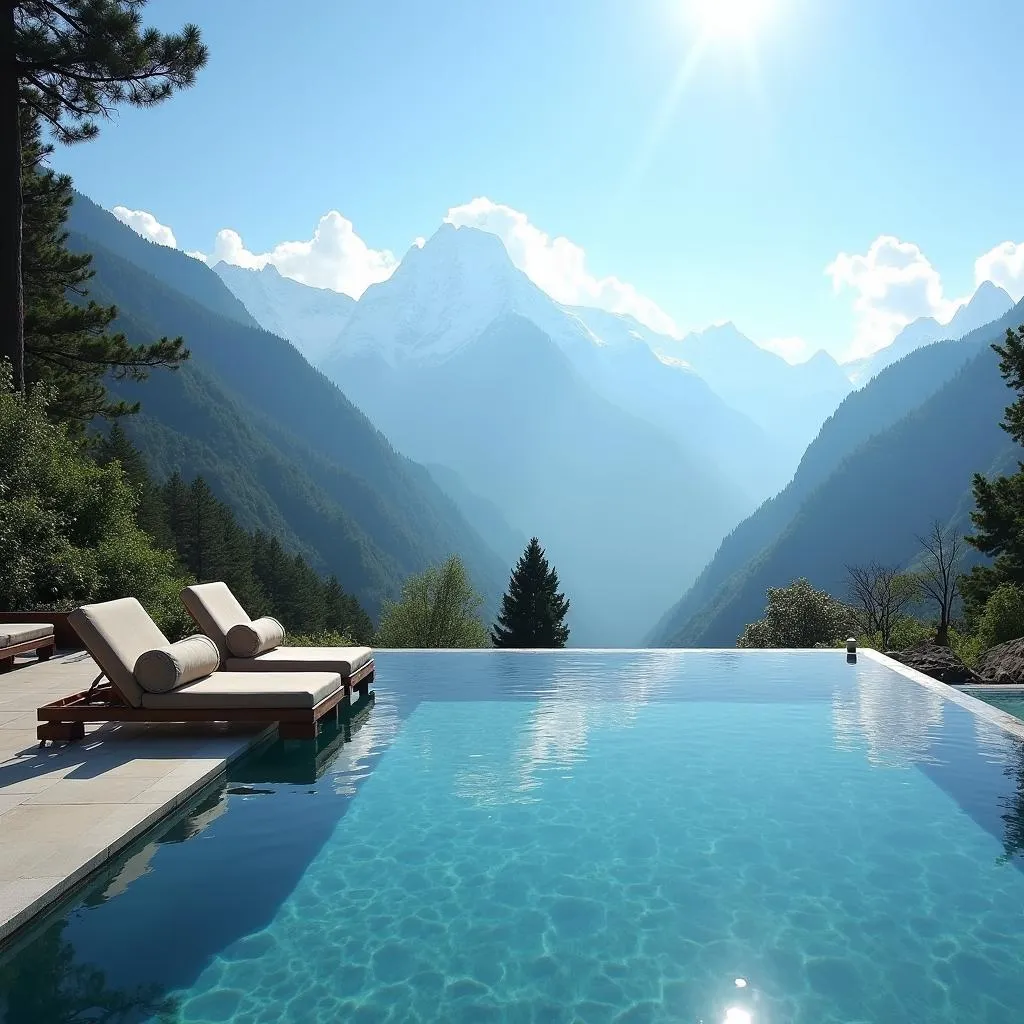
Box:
855;616;934;652
949;627;984;668
0;367;191;636
976;583;1024;650
287;629;357;648
375;555;490;648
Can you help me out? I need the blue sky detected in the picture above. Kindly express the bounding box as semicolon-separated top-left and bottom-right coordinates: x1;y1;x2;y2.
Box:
53;0;1024;360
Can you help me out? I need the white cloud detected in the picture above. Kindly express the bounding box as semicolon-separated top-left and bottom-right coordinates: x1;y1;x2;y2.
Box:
111;206;178;248
195;212;398;298
759;335;812;363
445;197;681;337
825;235;962;359
975;241;1024;301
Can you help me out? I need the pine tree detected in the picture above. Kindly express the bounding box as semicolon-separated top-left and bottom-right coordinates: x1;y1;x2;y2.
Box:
964;325;1024;615
491;537;570;648
93;423;171;546
20;105;186;429
161;471;191;553
1;1;207;391
322;574;374;643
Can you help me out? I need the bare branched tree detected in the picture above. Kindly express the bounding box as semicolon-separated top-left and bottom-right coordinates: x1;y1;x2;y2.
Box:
846;562;919;650
916;521;965;646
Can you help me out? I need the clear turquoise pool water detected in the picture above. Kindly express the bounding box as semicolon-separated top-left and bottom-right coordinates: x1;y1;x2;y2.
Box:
973;691;1024;724
3;651;1024;1023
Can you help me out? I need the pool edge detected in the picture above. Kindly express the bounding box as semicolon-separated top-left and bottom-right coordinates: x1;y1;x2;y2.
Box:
0;725;278;948
862;648;1024;744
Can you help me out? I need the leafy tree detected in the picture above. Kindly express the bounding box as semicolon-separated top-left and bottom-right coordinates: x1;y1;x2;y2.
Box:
737;577;854;648
975;583;1024;651
21;105;186;429
845;562;919;650
0;363;189;633
376;555;490;648
491;536;570;648
0;0;207;390
914;521;964;646
964;325;1024;613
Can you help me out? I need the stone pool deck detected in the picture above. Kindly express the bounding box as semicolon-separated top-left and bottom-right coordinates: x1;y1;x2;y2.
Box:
0;651;272;943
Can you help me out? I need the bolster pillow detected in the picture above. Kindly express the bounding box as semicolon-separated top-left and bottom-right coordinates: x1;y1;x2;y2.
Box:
226;616;286;658
134;634;220;694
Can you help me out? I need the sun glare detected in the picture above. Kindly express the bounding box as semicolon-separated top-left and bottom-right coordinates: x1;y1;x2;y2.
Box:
688;0;774;39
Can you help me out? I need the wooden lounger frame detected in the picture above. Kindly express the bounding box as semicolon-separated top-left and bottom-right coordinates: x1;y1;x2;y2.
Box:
1;634;56;674
37;660;375;744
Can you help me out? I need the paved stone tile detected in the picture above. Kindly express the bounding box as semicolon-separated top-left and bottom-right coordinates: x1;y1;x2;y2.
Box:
0;877;68;932
0;651;269;942
25;776;167;806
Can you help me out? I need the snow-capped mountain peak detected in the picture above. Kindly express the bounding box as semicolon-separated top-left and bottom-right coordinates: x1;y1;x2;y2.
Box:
212;261;355;362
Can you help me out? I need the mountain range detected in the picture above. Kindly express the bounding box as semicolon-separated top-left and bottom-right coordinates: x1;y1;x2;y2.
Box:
213;261;355;364
844;280;1013;384
650;295;1024;646
66;193;508;621
223;224;816;643
84;194;1022;648
210;224;877;642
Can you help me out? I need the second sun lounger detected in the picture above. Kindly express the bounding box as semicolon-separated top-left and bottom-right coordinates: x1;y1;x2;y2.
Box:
180;582;374;697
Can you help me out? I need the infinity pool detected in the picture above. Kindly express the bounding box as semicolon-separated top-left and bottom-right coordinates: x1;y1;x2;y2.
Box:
3;650;1024;1023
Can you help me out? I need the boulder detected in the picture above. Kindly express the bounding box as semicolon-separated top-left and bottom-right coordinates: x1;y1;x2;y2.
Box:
975;637;1024;684
888;641;983;685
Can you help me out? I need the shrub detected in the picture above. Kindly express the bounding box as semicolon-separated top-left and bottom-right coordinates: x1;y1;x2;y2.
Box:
976;583;1024;650
375;555;490;648
0;367;191;636
287;629;356;648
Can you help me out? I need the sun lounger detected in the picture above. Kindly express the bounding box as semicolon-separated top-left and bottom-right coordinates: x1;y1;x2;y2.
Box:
0;623;56;673
180;582;374;697
36;598;358;744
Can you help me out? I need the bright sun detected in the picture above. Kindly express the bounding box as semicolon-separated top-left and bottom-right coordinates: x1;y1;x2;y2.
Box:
688;0;774;39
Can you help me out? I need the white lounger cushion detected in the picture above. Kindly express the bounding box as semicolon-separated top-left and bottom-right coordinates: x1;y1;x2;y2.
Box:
225;645;373;678
180;582;251;660
69;598;170;708
0;623;54;647
139;671;342;710
226;616;285;658
134;635;220;694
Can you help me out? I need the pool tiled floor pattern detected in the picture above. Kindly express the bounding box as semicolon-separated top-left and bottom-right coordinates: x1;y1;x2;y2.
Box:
0;651;271;942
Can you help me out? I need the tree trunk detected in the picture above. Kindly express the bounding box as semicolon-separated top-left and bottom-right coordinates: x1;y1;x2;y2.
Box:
935;618;949;647
0;1;21;390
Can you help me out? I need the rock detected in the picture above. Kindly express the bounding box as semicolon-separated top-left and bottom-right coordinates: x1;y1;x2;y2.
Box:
890;641;983;685
975;637;1024;684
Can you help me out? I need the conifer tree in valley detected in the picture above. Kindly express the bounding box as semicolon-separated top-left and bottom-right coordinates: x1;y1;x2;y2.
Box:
93;423;172;547
491;537;570;648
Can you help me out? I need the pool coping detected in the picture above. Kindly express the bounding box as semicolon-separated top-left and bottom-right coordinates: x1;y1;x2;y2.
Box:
861;648;1024;745
0;720;277;947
